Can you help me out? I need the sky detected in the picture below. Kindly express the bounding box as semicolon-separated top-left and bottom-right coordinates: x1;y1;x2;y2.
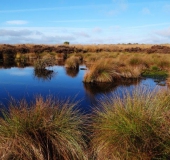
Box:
0;0;170;44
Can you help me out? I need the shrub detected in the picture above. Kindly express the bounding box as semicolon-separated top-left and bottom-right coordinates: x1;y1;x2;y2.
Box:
64;41;70;45
0;96;87;160
90;89;170;160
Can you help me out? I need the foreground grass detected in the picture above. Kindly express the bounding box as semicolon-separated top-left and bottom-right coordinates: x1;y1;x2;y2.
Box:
90;88;170;160
1;89;170;159
0;97;87;160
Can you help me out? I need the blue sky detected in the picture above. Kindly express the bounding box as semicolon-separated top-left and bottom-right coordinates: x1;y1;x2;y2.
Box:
0;0;170;44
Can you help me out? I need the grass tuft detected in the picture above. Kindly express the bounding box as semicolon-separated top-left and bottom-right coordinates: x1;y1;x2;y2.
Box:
34;56;55;70
0;96;87;160
90;88;170;160
83;59;120;83
65;56;79;69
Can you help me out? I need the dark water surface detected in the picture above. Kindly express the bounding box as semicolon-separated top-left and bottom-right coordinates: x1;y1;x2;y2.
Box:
0;65;167;112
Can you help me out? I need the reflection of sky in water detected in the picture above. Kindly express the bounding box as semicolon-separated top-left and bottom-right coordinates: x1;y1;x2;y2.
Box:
10;71;31;76
0;66;168;113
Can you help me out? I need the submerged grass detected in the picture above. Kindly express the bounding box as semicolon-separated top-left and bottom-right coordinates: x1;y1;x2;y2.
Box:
90;88;170;160
0;96;87;160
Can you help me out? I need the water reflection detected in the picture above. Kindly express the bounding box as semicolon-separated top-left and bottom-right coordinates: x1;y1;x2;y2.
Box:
56;60;65;66
0;64;168;112
2;59;16;69
0;58;28;69
84;79;141;97
34;69;55;81
65;68;79;77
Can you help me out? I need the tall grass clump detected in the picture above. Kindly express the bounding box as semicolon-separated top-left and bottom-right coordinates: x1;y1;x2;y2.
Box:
0;96;87;160
34;56;55;70
65;56;79;69
118;66;142;78
90;88;170;160
83;59;120;83
128;56;148;67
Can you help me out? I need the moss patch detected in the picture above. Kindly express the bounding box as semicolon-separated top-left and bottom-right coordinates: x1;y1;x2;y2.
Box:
142;69;168;79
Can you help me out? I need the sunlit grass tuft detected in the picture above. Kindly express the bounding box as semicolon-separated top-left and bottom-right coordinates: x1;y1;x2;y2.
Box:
90;88;170;160
118;66;142;78
0;96;87;160
65;56;79;69
34;56;55;70
83;59;120;83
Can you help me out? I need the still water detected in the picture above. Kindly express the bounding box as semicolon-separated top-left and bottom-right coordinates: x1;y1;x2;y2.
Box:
0;65;167;112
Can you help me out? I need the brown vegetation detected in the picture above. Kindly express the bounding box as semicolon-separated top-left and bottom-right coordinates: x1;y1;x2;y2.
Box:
1;44;170;56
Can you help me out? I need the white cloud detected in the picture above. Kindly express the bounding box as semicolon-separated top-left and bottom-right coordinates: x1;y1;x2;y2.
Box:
127;23;170;29
142;8;150;15
0;26;170;44
10;71;30;76
155;27;170;37
108;0;128;16
92;27;102;33
108;25;120;31
163;4;170;13
0;29;40;37
0;5;107;13
73;31;90;38
6;20;28;25
51;19;110;23
112;0;128;10
0;28;77;44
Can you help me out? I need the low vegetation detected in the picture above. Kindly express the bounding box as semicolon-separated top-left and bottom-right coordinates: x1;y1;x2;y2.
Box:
90;89;170;160
83;59;143;83
1;43;170;159
83;59;120;83
64;56;80;69
34;56;55;70
0;96;87;160
0;89;170;159
142;66;168;79
1;43;170;82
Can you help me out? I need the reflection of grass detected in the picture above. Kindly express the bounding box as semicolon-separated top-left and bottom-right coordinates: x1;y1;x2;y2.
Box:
84;79;140;96
65;68;79;77
90;89;170;160
84;82;117;95
0;96;87;160
34;69;55;81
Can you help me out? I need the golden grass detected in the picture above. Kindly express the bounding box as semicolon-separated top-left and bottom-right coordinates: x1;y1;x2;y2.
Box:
0;96;87;160
90;88;170;160
65;56;80;69
34;56;55;70
83;59;120;83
